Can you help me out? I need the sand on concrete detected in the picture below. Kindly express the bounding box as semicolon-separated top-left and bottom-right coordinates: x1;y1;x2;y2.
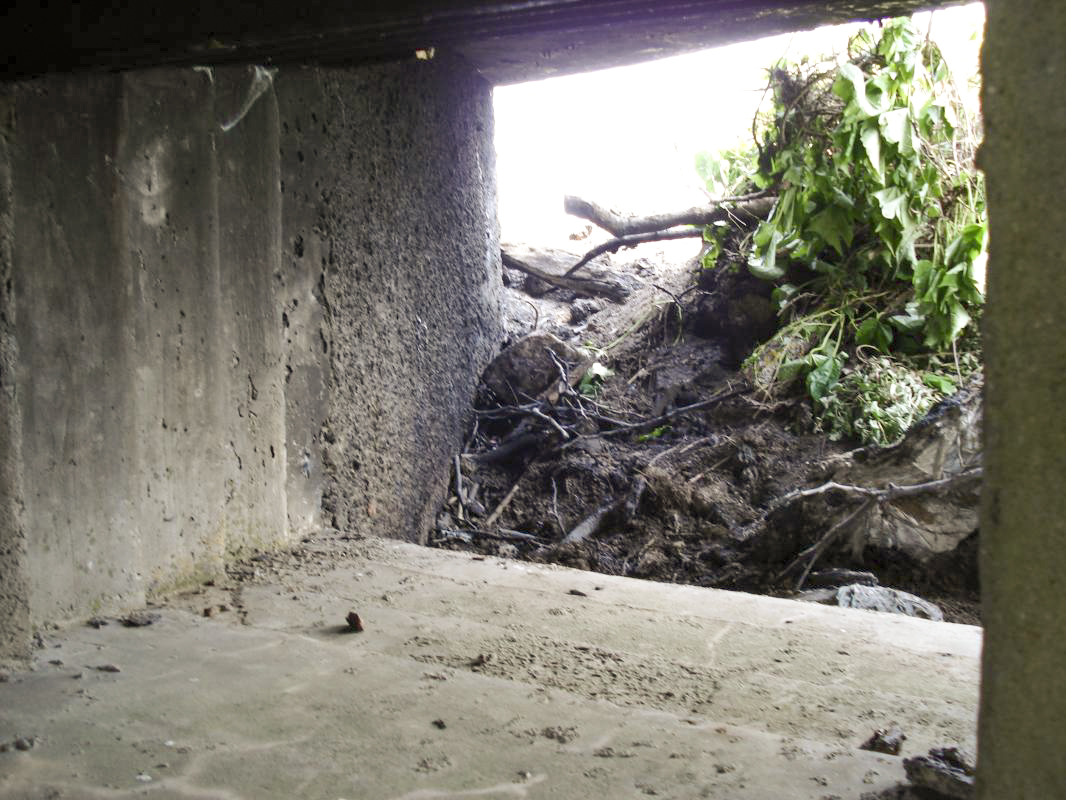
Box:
0;531;979;799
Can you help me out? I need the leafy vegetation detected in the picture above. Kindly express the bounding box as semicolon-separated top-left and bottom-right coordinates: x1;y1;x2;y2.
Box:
696;18;985;446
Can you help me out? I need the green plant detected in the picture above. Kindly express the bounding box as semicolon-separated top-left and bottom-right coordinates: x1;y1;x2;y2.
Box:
578;361;615;397
700;18;984;445
636;425;671;443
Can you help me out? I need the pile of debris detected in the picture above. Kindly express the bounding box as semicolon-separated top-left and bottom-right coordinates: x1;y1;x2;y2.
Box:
431;223;981;624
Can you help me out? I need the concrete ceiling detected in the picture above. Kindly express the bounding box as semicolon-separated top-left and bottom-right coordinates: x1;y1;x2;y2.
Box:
3;1;969;85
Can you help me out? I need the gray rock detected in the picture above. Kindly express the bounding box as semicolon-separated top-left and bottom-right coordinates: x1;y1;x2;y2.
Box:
798;584;943;621
903;747;976;799
836;584;944;622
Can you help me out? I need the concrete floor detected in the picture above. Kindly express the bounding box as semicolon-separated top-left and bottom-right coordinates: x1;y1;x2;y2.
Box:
0;533;980;799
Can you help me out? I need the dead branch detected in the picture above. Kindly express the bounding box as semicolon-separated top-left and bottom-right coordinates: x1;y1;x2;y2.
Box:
437;527;546;545
741;466;983;542
485;480;523;528
561;383;750;449
754;467;983;589
562;496;623;545
558;194;775;279
777;498;875;589
564;193;776;238
771;468;983;509
562;228;704;277
502;250;630;302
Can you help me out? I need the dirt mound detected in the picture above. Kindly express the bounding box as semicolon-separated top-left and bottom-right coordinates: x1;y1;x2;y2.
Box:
432;244;980;625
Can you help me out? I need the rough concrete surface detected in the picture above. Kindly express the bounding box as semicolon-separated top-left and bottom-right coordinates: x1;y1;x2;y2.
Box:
0;90;30;662
2;0;969;83
0;536;980;799
0;56;500;652
978;2;1066;797
278;58;502;543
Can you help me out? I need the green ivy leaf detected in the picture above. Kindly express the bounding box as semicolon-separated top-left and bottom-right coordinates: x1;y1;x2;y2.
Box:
856;317;894;353
749;226;786;280
873;187;909;222
835;62;882;118
923;373;957;394
860;121;885;181
879;108;915;156
808;206;853;256
806;352;843;403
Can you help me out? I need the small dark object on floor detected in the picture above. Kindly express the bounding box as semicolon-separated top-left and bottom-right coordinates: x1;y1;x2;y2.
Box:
93;664;121;673
568;589;588;597
13;737;36;752
432;719;447;729
860;725;906;755
471;653;493;667
86;617;109;629
346;612;364;633
903;746;976;799
121;611;161;627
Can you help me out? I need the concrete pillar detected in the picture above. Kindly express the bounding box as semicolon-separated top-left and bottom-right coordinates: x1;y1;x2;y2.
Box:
979;2;1066;796
0;91;30;662
0;54;500;655
276;57;501;542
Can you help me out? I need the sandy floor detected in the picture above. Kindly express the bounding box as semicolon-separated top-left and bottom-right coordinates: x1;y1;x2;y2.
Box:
0;531;980;799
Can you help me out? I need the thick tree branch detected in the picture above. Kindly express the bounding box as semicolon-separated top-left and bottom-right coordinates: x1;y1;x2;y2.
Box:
501;250;630;303
561;227;705;278
564;193;776;238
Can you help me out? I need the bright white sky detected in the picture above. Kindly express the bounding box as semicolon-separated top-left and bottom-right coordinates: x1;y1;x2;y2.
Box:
494;3;985;247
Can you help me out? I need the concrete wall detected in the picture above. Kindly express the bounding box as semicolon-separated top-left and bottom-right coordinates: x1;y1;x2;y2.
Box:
978;3;1066;797
276;64;500;539
0;56;500;658
0;91;30;661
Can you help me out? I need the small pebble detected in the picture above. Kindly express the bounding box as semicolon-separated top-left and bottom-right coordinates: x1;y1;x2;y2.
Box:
432;719;446;729
136;772;152;783
94;664;121;673
14;737;36;751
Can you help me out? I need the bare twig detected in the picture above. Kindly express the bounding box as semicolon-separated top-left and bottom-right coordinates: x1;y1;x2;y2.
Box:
529;406;572;440
550;477;565;537
561;383;750;449
437;527;546;545
771;467;982;509
484;480;523;528
563;497;623;545
524;299;539;331
453;454;465;519
502;250;630;302
686;454;733;485
646;435;715;469
784;498;875;590
558;228;704;279
765;466;984;589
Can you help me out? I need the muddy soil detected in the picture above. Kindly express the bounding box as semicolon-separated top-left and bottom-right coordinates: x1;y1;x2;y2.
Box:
431;243;981;625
